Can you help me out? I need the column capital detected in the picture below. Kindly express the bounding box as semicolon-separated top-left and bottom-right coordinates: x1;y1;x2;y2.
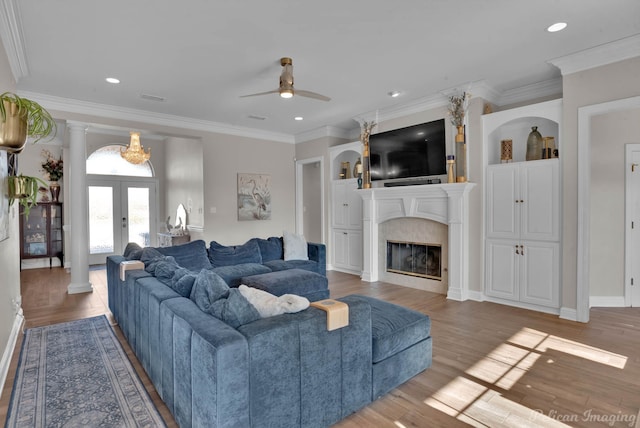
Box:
66;121;89;132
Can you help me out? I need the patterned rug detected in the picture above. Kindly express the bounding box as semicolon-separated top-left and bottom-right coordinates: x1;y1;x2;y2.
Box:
5;316;166;427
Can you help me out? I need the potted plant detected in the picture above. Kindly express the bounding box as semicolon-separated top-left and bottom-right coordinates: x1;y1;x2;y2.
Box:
0;92;57;153
8;174;47;217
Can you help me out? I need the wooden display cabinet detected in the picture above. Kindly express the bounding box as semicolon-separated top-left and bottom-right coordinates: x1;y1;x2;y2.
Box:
19;202;63;269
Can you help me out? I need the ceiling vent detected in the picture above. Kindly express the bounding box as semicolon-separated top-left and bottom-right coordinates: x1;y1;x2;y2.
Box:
140;93;166;102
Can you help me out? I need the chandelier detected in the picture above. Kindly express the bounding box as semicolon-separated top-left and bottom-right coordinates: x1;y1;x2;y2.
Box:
121;131;151;164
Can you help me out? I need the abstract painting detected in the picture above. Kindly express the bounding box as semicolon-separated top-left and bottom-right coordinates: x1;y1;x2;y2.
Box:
237;173;271;221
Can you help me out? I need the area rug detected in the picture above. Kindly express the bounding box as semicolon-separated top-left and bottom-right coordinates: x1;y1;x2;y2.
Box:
5;316;166;427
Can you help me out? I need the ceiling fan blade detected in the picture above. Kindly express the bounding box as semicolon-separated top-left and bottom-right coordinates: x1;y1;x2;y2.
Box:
240;89;280;98
295;89;331;102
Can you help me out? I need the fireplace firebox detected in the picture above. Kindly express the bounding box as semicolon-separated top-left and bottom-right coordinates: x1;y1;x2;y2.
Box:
386;240;441;280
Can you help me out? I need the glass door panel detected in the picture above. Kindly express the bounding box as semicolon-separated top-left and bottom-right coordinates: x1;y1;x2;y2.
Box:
126;187;151;247
89;185;117;264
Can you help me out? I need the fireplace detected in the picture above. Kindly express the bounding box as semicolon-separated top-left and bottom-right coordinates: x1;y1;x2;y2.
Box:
358;182;475;301
386;241;441;280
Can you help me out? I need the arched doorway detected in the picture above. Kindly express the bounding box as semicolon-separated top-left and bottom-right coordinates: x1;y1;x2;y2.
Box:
86;145;158;265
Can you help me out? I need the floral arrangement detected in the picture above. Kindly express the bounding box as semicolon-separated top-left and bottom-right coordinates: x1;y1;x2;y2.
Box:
41;149;63;181
448;92;470;127
360;121;376;145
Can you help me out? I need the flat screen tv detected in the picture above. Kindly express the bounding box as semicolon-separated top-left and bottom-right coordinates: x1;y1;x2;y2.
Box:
369;118;446;181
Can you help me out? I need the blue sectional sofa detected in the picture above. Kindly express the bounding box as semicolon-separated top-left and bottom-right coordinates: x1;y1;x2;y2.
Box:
107;237;432;427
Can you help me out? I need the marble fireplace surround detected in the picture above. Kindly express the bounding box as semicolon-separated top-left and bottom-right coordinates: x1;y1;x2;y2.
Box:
358;182;475;301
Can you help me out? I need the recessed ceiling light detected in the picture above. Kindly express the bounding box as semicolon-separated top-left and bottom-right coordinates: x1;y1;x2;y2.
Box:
106;77;120;84
294;116;303;121
547;22;567;32
388;91;402;98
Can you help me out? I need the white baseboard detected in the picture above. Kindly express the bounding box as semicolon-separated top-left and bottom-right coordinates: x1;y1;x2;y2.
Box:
589;296;626;308
559;307;578;321
0;309;24;400
467;290;484;302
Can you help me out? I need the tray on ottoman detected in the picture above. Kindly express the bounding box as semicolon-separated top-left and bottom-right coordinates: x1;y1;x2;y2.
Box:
241;268;329;301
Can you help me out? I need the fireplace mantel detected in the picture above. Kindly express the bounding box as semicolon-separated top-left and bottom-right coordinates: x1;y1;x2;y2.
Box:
357;182;476;301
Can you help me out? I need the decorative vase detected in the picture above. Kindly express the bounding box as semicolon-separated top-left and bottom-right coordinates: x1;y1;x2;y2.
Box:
0;100;28;153
447;155;455;183
526;126;543;161
49;181;60;202
455;125;466;182
362;141;372;189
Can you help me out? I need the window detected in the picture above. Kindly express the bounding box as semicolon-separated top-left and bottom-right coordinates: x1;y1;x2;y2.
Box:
86;145;154;177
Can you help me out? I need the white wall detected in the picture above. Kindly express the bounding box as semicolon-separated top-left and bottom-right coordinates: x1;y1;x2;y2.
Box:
589;108;640;296
561;57;640;310
0;38;23;398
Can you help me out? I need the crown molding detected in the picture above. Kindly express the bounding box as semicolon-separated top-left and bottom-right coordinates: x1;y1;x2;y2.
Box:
17;91;295;144
0;0;28;80
497;78;563;106
548;33;640;76
294;125;351;144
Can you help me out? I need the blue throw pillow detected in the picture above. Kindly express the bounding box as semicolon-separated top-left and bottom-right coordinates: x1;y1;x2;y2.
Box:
170;268;197;297
157;240;212;272
154;257;181;285
123;242;143;260
141;247;168;274
208;239;262;268
252;237;283;262
189;269;260;328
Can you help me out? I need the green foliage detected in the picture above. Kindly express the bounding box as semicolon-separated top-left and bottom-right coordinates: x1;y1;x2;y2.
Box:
8;174;48;217
0;92;56;143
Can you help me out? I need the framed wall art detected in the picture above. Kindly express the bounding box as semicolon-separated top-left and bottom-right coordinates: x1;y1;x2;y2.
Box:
237;173;271;221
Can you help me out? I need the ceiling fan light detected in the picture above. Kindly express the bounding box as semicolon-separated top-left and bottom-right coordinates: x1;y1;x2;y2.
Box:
280;89;294;99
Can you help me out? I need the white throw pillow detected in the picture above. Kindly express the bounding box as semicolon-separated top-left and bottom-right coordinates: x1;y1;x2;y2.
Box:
283;230;309;261
238;285;309;318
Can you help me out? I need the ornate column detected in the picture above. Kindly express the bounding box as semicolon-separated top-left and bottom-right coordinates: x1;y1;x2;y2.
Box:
67;122;92;294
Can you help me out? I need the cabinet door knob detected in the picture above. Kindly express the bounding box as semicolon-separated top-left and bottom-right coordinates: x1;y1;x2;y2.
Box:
520;244;524;255
515;245;520;255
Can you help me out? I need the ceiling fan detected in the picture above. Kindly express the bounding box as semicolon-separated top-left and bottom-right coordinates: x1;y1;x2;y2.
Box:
240;57;331;102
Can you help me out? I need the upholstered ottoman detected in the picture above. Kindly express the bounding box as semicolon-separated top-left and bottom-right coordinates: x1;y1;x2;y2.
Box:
241;268;329;301
343;294;432;399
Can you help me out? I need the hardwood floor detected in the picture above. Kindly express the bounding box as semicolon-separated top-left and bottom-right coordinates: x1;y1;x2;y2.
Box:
2;268;639;427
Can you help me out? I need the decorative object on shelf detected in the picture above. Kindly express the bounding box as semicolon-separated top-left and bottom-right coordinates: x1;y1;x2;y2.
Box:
237;173;271;221
8;174;47;217
446;155;455;183
525;126;543;161
340;161;351;179
542;136;556;159
500;139;513;163
121;131;151;165
448;92;469;183
354;157;363;189
49;182;61;202
0;92;57;153
359;121;376;189
41;148;63;202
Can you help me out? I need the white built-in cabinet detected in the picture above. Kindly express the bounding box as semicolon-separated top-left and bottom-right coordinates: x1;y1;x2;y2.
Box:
483;99;562;312
329;142;363;275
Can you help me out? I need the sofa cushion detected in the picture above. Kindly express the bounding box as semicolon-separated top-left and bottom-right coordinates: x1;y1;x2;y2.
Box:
208;240;262;268
283;231;308;261
170;268;197;297
348;295;431;363
189;269;260;328
212;263;272;288
251;237;284;262
157;239;212;272
262;259;319;274
240;269;328;299
123;242;143;260
141;248;171;274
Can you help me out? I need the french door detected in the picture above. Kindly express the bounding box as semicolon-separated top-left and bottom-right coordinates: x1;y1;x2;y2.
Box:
88;176;157;265
626;145;640;307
